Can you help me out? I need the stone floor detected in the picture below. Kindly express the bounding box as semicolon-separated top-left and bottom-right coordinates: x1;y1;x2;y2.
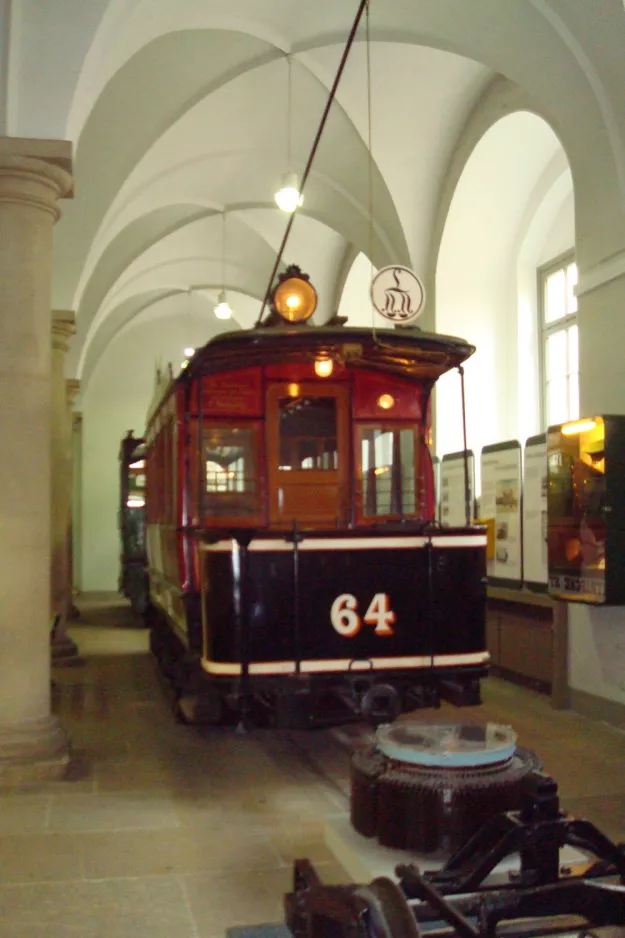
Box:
0;596;624;937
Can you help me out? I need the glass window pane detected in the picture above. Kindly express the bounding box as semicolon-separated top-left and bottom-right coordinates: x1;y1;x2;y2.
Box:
568;373;579;421
568;324;578;374
545;269;567;323
566;263;578;314
203;427;257;516
279;397;337;471
361;427;417;517
546;330;567;379
400;429;416;514
547;377;568;425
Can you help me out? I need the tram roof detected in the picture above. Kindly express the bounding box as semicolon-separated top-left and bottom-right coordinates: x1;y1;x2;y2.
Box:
182;324;475;384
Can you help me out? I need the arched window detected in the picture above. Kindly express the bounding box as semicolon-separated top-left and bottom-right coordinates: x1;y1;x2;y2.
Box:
539;252;578;428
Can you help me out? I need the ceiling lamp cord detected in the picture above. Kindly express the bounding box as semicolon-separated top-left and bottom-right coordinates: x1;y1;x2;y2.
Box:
214;211;233;319
287;54;293;171
256;0;369;327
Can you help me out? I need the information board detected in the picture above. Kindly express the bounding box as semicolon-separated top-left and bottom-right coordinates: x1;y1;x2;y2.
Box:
523;434;548;591
480;441;522;587
440;451;474;527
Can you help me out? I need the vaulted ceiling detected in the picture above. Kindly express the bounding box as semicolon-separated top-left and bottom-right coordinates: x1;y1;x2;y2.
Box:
8;0;625;392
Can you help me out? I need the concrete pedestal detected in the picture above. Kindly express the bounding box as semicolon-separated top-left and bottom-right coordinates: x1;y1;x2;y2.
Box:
0;138;73;782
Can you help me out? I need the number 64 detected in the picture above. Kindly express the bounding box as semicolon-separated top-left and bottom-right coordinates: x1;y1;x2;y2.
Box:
330;593;396;637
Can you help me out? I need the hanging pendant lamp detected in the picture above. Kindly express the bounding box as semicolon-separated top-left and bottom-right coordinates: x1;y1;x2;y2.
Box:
275;55;303;213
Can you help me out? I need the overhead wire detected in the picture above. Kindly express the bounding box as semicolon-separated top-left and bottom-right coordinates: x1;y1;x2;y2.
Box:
254;0;369;327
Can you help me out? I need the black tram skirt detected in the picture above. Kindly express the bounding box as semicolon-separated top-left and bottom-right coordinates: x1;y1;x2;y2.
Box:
197;529;488;696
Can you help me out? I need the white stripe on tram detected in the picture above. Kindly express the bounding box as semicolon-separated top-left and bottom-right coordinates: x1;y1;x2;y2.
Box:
201;651;489;677
199;535;486;553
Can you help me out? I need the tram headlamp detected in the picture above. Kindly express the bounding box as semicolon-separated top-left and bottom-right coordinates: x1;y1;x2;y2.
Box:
271;265;317;324
377;393;395;410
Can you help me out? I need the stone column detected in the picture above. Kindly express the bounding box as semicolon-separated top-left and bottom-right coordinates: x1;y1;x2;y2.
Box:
0;138;73;782
65;380;80;620
51;312;75;622
71;412;83;598
50;334;80;661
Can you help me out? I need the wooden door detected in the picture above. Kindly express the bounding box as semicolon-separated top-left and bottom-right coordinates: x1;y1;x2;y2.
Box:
266;382;350;528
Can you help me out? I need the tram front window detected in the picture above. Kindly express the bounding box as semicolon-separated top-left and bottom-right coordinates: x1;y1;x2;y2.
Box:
278;397;338;471
360;427;417;517
203;427;258;516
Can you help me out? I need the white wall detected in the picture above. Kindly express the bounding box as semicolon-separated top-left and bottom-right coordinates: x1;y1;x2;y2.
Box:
336;252;382;327
80;295;232;590
435;112;570;491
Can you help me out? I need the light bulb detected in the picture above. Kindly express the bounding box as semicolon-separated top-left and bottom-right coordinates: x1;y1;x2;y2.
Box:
184;347;195;357
214;290;232;320
275;172;303;213
285;294;301;310
314;358;334;378
377;393;396;410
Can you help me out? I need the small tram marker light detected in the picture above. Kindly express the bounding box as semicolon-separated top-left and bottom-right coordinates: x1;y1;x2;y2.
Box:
314;358;334;378
271;265;317;324
184;347;195;357
561;418;597;435
377;393;395;410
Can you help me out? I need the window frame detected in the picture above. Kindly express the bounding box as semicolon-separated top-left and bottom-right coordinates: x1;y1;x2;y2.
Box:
199;420;264;526
354;422;422;524
538;249;578;431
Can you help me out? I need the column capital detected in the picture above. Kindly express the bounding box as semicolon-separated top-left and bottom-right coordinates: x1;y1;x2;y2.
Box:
52;310;76;353
0;139;73;221
66;379;80;406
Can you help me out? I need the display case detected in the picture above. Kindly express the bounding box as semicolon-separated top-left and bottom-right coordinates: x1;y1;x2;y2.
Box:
547;415;625;604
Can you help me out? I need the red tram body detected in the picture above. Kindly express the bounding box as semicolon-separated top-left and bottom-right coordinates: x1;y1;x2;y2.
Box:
144;319;488;726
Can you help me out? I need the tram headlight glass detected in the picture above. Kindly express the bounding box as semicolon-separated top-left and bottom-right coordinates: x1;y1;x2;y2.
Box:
272;266;317;324
377;393;395;410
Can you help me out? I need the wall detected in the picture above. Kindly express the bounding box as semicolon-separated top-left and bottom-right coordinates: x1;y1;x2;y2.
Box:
80;296;229;590
435;111;571;489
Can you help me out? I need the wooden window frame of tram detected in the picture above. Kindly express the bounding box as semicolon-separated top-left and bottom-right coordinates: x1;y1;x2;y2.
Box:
353;421;423;526
193;417;265;529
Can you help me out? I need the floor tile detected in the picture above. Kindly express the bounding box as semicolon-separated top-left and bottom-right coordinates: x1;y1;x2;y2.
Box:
183;867;292;934
47;792;180;832
0;833;84;884
0;795;51;834
82;825;280;878
0;876;196;938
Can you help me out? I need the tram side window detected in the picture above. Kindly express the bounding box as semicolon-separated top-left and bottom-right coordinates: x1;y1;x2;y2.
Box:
203;426;258;517
360;427;417;517
279;397;337;471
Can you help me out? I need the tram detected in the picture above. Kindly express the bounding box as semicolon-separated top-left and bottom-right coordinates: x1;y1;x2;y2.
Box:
144;266;488;727
118;431;149;615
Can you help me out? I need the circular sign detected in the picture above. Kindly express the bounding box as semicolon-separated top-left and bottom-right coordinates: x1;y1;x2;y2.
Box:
370;265;426;323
